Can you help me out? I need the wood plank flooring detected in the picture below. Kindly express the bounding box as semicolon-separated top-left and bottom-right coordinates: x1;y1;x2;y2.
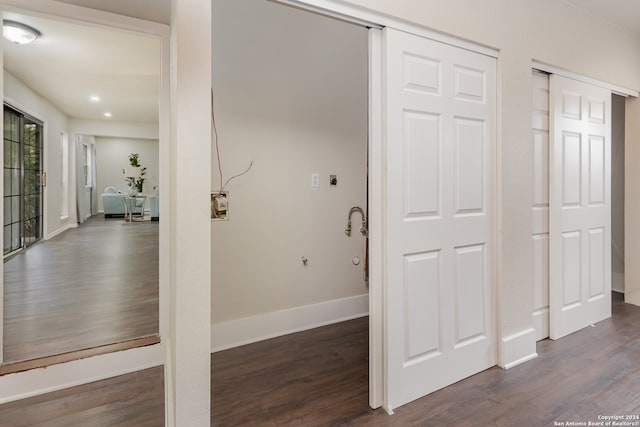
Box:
1;293;638;426
0;367;164;427
211;292;640;426
3;214;159;363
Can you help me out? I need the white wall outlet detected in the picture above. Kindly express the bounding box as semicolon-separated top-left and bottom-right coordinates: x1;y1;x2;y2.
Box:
311;172;320;188
211;191;229;221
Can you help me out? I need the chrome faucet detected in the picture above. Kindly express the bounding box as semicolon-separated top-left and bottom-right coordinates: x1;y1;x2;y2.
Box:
345;206;367;237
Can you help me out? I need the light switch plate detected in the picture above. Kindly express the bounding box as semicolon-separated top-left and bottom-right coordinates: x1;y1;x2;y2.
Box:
311;173;320;188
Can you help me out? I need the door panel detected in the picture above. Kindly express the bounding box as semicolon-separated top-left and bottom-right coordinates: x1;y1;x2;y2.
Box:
532;70;550;341
549;75;611;340
384;27;496;410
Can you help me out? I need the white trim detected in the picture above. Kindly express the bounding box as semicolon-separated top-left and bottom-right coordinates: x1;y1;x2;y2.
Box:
0;343;164;405
533;61;639;98
46;222;77;240
499;328;538;369
494;43;505;382
274;0;382;29
368;27;384;411
274;0;498;58
211;295;369;353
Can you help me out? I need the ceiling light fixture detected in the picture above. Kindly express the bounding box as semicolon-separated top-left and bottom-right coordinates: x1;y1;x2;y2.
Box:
104;112;112;118
90;95;101;102
3;20;41;45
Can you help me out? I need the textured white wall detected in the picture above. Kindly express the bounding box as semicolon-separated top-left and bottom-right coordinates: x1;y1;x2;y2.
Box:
211;0;368;323
94;137;159;211
69;119;159;140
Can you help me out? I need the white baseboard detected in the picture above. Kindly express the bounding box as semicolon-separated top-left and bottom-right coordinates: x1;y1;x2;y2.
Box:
212;294;369;353
0;344;164;404
500;327;538;369
46;222;78;240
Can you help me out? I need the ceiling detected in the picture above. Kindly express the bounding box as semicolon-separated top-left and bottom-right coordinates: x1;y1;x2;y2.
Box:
564;0;640;36
3;11;161;123
54;0;171;25
2;0;639;126
52;0;640;36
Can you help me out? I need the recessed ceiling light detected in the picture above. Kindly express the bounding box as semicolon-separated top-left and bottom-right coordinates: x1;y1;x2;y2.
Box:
104;112;112;118
3;20;41;45
90;95;101;102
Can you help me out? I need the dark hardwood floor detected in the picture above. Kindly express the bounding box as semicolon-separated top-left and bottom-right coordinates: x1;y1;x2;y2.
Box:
212;292;640;426
0;293;638;426
3;214;159;363
0;367;164;427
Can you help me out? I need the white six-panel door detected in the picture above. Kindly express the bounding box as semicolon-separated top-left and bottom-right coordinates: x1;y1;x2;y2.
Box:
549;75;611;340
384;28;496;410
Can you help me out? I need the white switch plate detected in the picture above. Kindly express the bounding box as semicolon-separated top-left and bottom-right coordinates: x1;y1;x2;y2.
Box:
311;173;320;188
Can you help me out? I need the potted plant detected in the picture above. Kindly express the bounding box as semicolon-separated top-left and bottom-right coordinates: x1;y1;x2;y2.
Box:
123;153;147;194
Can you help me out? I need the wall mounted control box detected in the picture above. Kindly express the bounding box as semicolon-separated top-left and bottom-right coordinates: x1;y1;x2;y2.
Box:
211;191;229;221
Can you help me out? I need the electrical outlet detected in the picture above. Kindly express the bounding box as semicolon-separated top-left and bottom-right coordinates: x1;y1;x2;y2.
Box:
211;191;228;220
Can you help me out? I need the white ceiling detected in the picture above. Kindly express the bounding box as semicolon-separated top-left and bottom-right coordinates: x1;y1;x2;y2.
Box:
564;0;640;36
55;0;171;25
3;11;161;123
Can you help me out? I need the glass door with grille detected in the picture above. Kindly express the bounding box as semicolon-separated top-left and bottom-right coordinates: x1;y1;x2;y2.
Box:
4;105;43;256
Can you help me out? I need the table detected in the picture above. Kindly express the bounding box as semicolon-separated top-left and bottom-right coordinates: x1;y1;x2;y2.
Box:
123;195;147;222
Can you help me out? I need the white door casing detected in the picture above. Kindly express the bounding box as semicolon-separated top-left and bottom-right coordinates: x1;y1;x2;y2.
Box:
384;28;496;410
532;70;550;341
549;75;611;340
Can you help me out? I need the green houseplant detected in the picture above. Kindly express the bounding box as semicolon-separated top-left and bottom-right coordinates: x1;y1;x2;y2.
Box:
123;153;147;193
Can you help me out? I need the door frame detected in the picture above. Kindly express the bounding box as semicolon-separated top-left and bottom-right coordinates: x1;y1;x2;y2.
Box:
0;0;170;404
532;62;638;97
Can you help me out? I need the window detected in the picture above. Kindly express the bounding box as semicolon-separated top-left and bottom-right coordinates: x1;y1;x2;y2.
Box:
60;132;69;218
3;105;43;255
82;143;91;187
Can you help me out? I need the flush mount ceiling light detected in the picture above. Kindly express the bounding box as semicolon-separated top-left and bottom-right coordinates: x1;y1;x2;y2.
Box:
104;112;112;118
3;20;41;45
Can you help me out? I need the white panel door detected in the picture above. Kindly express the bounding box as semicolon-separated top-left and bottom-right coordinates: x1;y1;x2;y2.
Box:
384;28;495;410
549;75;611;340
532;70;550;341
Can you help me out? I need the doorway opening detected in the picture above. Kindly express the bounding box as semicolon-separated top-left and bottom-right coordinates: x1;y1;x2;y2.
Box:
1;9;161;370
210;0;371;418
